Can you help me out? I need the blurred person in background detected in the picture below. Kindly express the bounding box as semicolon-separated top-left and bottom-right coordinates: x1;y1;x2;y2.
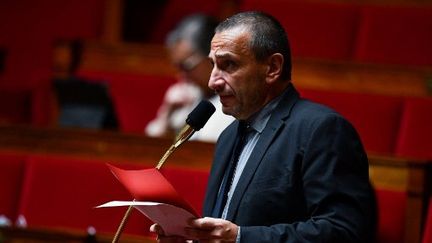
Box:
51;39;117;130
145;14;234;142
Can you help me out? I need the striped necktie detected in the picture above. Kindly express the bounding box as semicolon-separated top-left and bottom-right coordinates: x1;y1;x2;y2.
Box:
211;121;248;218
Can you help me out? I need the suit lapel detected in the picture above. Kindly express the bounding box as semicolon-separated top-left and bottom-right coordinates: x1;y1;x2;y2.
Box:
225;118;283;220
226;85;300;221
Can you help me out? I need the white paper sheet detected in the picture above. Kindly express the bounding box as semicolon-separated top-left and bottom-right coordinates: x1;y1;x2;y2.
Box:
97;200;196;237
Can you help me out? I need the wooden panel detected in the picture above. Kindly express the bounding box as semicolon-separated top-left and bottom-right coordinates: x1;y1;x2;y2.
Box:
80;41;177;77
370;163;409;191
79;41;432;97
293;58;432;97
0;125;214;170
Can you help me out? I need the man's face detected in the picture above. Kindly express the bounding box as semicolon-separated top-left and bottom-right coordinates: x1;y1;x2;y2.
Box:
168;40;212;93
208;27;269;120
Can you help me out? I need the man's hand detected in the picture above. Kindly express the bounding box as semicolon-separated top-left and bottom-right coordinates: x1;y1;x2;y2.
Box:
150;223;188;243
185;217;238;243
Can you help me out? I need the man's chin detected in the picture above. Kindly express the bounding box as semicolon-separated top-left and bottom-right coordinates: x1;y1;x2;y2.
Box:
221;106;241;119
221;105;234;115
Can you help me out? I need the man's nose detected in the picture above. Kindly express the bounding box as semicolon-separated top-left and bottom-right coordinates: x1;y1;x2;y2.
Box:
208;67;223;89
208;76;225;93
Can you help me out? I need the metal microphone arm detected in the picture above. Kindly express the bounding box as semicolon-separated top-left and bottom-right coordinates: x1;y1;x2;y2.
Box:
111;100;214;243
112;125;195;243
156;124;194;169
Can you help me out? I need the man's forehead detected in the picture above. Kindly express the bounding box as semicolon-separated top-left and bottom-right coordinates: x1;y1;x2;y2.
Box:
210;28;251;57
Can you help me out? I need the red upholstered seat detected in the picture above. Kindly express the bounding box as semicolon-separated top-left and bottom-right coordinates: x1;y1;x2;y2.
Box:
300;89;404;155
78;71;176;133
160;167;209;215
30;83;57;127
355;5;432;66
17;156;152;236
110;74;176;133
375;189;407;243
423;198;432;243
395;97;432;160
241;0;360;60
0;154;26;222
0;88;32;124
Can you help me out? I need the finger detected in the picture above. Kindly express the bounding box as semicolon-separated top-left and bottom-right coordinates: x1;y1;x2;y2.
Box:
189;217;223;229
184;227;217;240
187;218;238;242
150;223;165;235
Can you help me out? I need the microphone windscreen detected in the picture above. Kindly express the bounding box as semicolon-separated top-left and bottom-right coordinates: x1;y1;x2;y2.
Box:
186;100;216;131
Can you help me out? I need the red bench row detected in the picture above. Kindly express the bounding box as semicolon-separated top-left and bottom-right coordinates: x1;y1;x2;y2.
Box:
299;89;432;159
70;72;432;160
0;153;209;238
106;76;432;160
0;152;426;243
1;76;430;161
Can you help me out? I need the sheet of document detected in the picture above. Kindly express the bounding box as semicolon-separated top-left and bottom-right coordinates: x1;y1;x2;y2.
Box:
97;201;196;237
107;164;198;215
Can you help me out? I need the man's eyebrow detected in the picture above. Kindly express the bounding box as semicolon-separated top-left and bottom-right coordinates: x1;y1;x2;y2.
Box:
213;52;234;59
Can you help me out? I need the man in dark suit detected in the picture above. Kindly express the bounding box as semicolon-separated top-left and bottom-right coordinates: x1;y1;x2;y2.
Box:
151;11;376;243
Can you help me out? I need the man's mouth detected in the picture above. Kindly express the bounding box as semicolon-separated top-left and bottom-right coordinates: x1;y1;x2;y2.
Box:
219;94;235;106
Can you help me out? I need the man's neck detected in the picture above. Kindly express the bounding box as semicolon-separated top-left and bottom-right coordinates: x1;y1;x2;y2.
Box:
243;81;291;121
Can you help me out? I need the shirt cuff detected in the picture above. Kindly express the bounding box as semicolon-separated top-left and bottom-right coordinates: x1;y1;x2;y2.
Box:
236;226;241;243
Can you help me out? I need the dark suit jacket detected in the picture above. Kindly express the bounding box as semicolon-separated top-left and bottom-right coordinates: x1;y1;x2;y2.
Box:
203;85;376;242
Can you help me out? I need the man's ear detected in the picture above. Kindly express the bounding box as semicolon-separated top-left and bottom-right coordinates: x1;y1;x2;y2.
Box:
265;53;284;84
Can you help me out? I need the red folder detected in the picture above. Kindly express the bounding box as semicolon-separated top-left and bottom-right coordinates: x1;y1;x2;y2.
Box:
97;164;199;237
107;164;198;216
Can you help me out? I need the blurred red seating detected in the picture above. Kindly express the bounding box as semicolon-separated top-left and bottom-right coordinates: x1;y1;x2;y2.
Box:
375;189;407;243
423;198;432;243
355;5;432;66
0;154;26;222
78;71;176;133
109;74;176;133
0;87;32;124
17;155;152;236
30;83;57;127
241;0;361;60
300;89;404;155
395;97;432;160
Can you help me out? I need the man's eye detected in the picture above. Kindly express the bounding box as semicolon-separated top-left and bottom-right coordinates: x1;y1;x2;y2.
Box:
222;60;236;70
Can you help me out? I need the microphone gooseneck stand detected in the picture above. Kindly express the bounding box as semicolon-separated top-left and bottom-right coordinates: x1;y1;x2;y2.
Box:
111;100;215;243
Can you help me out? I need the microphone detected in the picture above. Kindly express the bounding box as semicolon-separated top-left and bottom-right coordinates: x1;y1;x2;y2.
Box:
156;100;215;169
112;100;215;243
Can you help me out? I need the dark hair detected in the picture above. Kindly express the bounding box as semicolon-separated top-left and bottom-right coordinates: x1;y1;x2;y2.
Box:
166;14;218;56
215;11;292;81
